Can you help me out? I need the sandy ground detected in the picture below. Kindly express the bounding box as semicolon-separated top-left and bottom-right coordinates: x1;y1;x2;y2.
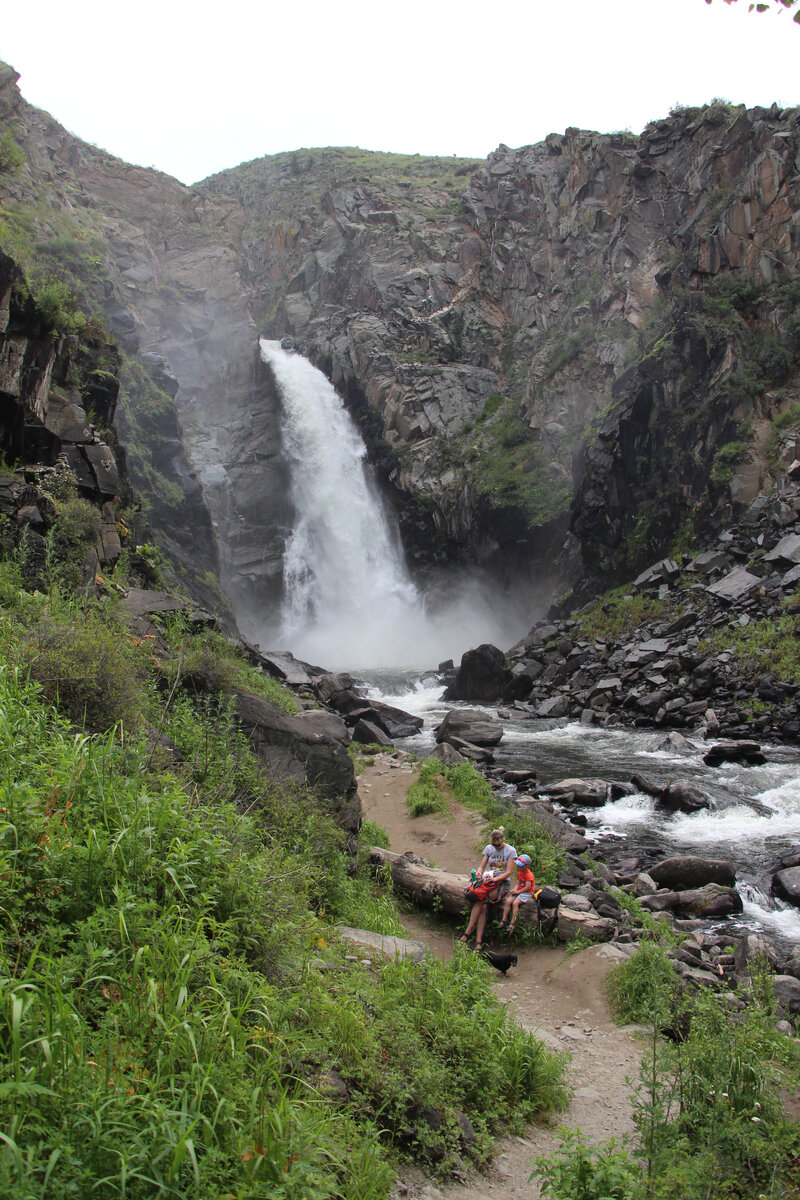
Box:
357;752;646;1200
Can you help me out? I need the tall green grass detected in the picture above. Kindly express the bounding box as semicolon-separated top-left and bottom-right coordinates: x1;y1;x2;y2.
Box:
0;648;567;1196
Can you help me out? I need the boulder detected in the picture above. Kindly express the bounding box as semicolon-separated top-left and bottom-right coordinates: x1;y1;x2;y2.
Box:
233;689;359;837
656;781;712;813
514;799;588;853
648;856;736;891
351;718;393;747
537;778;609;806
444;643;511;701
335;926;427;963
639;883;742;918
703;740;766;767
556;907;615;943
771;975;800;1014
435;709;503;747
772;865;800;907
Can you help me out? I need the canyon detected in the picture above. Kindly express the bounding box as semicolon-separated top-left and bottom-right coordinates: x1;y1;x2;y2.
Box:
1;60;799;643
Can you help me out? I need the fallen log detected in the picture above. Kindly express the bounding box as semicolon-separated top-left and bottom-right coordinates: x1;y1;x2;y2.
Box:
369;847;469;916
368;848;613;943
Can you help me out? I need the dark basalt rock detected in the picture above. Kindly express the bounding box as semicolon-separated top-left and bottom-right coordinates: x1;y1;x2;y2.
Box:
656;781;712;814
639;882;743;918
772;865;800;907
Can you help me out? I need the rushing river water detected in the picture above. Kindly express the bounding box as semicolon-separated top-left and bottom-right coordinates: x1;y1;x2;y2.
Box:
362;670;800;951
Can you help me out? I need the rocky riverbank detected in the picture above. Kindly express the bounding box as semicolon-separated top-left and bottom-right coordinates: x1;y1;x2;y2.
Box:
444;476;800;744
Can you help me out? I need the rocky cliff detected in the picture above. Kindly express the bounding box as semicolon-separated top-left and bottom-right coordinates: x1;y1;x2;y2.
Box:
2;59;799;629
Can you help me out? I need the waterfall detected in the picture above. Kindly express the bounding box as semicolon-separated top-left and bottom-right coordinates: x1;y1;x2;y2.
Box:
256;339;532;669
260;339;422;666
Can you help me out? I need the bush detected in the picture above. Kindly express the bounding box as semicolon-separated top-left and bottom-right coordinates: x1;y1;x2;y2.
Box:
606;941;681;1026
20;610;148;732
532;1130;642;1200
46;496;102;590
0;130;25;175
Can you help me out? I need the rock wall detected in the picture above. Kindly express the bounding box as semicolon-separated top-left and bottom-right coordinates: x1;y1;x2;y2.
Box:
3;60;800;626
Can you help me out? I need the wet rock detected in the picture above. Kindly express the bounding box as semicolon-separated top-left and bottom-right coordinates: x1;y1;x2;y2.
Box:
703;740;766;767
639;882;742;918
435;709;503;747
648;856;736;890
772;865;800;907
657;781;712;814
443;643;510;701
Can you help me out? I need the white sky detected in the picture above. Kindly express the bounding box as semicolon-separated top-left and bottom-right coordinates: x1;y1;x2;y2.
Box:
2;0;798;186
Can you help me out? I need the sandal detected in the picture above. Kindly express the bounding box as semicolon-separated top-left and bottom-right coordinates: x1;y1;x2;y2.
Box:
474;942;484;953
458;934;473;944
497;919;508;930
506;923;515;935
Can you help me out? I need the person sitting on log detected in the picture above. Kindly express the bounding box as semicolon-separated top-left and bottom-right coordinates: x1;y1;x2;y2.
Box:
498;854;536;934
458;827;517;952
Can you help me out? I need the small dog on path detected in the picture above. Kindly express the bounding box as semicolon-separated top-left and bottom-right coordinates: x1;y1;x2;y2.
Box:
479;948;518;975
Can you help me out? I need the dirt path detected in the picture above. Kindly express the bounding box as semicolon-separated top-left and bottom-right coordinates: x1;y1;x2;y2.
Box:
357;752;645;1200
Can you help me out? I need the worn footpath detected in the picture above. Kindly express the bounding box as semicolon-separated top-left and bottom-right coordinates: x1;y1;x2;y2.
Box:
357;753;645;1200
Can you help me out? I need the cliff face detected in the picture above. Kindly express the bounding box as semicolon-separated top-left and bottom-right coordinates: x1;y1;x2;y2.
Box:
2;59;799;625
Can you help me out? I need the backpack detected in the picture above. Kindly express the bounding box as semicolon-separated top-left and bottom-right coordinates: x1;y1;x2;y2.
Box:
464;878;497;903
534;886;561;933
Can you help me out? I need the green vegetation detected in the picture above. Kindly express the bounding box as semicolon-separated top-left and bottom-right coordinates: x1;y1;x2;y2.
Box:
574;586;674;642
704;593;800;684
0;130;25;176
0;549;567;1196
450;396;571;523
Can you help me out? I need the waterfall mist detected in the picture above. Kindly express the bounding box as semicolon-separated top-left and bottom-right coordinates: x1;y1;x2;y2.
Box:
242;341;536;669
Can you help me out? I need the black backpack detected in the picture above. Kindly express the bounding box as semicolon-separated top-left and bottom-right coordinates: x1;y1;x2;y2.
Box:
534;886;561;933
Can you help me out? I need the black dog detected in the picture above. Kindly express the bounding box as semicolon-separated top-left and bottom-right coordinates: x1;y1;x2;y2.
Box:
479;949;518;975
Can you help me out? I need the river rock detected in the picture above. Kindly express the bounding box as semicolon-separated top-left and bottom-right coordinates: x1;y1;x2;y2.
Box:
703;740;766;767
656;781;712;813
512;798;589;853
556;907;615;943
639;883;742;918
351;718;393;746
435;709;503;747
772;865;800;907
443;643;510;701
648;856;736;890
772;975;800;1013
536;778;609;806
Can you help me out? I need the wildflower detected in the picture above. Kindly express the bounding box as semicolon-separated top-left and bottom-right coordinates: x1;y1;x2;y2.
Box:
752;1116;761;1123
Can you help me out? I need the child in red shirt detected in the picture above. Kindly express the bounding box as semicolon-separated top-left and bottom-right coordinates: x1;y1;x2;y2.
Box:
498;854;535;933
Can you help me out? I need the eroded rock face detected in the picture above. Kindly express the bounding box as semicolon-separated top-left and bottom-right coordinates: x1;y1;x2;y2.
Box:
4;58;800;623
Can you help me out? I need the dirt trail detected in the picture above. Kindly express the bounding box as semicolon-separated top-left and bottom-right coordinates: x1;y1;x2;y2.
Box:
358;753;645;1200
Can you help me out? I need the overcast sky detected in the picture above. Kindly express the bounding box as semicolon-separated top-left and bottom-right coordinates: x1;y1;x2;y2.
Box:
2;0;798;186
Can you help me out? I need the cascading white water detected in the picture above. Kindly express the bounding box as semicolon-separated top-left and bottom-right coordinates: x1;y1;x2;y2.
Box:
257;339;531;668
261;340;421;666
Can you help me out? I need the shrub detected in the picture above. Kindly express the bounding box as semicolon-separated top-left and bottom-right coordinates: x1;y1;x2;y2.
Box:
46;496;102;590
0;130;25;175
19;610;148;732
532;1130;642;1200
606;940;681;1026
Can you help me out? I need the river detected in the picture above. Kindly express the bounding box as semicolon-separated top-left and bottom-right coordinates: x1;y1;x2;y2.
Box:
362;669;800;951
